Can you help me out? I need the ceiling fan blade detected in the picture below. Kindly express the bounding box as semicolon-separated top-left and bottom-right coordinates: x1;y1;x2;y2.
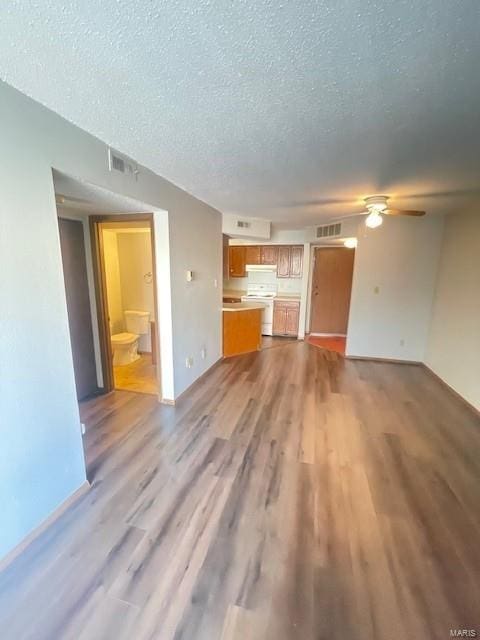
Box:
384;208;426;216
327;211;367;222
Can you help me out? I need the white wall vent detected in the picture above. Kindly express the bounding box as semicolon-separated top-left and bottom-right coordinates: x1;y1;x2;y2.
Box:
316;222;342;238
108;148;138;180
236;220;251;229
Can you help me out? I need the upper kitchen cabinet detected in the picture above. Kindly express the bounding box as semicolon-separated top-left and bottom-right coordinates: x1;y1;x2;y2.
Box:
277;246;291;278
245;245;261;265
229;246;246;277
289;245;304;278
276;245;304;278
261;245;278;265
227;244;303;278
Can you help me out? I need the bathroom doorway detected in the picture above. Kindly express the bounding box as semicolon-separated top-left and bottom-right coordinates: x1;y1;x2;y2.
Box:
91;215;160;397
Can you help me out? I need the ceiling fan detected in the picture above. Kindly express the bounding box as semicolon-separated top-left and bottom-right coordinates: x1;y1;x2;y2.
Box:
348;195;426;228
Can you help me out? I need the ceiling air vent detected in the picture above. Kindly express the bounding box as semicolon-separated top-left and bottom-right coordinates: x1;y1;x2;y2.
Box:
236;220;251;229
316;222;342;238
108;148;139;180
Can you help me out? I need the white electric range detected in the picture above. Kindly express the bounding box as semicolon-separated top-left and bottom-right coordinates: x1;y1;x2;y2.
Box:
241;283;277;336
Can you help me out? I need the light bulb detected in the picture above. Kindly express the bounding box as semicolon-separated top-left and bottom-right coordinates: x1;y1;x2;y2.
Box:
344;237;358;249
365;212;383;228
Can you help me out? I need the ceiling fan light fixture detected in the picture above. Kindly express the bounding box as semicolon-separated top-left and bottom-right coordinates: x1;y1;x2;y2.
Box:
365;211;383;228
365;195;388;212
344;237;358;248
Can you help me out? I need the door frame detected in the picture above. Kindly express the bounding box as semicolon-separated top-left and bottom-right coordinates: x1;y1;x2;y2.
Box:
307;244;356;336
89;213;161;396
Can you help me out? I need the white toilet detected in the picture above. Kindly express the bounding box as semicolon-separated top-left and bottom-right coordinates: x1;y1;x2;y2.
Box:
111;310;150;366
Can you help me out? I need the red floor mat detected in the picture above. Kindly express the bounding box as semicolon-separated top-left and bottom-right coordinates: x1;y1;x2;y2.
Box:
307;335;346;356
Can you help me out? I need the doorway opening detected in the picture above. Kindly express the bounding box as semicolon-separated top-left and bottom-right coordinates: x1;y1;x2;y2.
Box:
92;217;159;396
54;169;174;479
307;246;355;355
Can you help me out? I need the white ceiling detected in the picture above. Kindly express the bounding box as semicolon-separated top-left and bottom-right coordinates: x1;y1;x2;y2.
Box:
2;1;480;227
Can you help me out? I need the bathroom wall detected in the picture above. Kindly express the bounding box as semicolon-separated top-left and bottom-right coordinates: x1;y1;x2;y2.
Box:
117;231;155;352
102;229;155;352
102;230;124;335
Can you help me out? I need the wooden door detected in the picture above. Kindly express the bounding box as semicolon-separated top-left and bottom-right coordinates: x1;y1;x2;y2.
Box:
245;245;261;265
273;301;300;336
285;304;300;336
229;246;246;277
289;245;303;278
58;218;98;400
310;247;355;335
277;246;291;278
261;245;278;265
272;302;287;335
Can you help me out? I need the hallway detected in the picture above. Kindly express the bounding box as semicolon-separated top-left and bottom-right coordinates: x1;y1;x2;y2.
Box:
0;341;479;639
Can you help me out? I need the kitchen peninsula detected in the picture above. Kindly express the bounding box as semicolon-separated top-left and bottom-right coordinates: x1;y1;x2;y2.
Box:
223;302;265;357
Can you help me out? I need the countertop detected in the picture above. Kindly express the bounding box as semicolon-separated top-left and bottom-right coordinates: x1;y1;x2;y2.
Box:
274;294;301;301
223;290;300;302
222;302;266;312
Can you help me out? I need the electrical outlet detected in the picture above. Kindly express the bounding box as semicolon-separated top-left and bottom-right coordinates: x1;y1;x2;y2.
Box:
400;339;405;347
80;422;86;435
201;347;207;360
185;357;193;368
374;286;380;294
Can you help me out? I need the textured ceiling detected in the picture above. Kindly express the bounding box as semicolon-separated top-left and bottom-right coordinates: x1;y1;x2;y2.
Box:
2;1;480;227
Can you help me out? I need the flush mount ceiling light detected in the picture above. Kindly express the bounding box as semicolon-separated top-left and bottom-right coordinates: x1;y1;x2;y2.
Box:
344;237;358;248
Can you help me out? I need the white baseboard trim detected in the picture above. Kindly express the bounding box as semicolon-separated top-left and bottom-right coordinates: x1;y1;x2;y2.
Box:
346;355;421;365
309;333;347;338
0;480;90;574
162;357;224;406
421;364;480;417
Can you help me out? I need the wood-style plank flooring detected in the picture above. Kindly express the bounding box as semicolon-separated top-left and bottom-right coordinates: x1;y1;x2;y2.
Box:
114;353;158;395
1;341;480;639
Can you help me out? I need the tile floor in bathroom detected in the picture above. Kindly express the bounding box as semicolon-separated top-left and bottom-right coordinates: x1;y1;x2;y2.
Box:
114;354;158;395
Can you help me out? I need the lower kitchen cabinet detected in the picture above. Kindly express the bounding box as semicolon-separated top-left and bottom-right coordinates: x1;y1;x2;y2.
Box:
272;300;300;336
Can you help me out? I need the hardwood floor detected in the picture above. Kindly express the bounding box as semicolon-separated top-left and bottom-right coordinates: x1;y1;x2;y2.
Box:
113;353;158;395
1;341;479;639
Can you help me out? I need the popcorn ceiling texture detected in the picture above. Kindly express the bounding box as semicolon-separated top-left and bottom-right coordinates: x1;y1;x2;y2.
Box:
1;0;479;226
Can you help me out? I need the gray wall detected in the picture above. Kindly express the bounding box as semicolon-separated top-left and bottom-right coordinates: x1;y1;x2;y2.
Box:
0;80;222;560
426;211;480;410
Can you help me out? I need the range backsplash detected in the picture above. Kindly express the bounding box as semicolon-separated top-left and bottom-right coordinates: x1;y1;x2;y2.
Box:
224;271;301;294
